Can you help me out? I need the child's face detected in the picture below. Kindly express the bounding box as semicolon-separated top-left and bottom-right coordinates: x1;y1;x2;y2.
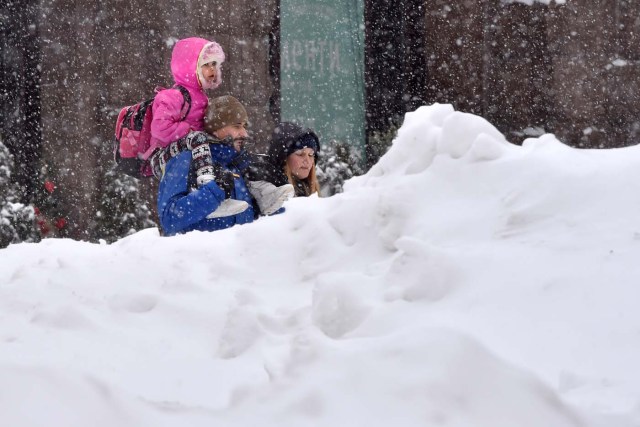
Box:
200;61;218;85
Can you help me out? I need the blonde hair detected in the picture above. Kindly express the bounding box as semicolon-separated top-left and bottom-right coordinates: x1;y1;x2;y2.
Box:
284;162;320;197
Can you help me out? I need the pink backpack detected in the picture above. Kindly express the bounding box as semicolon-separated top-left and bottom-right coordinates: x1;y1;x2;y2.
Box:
113;85;191;178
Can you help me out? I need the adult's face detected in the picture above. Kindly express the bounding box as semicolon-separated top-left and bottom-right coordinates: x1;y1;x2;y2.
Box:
214;123;248;152
286;147;315;179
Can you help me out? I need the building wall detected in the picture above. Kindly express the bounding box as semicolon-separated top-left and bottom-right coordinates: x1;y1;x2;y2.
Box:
423;0;640;148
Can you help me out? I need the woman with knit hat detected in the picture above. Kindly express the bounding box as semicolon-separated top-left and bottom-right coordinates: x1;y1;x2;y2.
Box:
260;122;321;197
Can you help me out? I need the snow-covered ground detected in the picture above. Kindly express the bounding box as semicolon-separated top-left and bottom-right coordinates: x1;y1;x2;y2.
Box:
1;103;639;427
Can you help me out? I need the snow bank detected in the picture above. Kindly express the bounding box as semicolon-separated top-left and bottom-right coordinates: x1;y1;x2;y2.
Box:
1;103;639;427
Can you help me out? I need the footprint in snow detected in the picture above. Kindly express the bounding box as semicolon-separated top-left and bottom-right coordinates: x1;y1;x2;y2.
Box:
108;294;158;314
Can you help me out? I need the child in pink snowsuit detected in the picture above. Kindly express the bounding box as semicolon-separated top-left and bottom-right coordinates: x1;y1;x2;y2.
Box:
150;37;223;150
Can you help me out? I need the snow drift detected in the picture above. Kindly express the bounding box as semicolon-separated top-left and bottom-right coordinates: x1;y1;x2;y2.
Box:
1;103;639;427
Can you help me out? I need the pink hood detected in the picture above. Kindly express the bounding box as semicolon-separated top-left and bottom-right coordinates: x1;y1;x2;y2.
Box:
170;37;225;90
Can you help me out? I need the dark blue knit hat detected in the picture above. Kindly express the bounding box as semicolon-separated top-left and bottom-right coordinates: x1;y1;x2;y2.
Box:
286;133;319;157
268;122;321;167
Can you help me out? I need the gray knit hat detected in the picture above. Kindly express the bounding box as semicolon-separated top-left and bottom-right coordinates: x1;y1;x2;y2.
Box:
205;95;248;134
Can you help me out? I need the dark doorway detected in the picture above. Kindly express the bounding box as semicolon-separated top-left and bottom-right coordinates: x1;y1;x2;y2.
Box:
364;0;426;150
0;0;42;200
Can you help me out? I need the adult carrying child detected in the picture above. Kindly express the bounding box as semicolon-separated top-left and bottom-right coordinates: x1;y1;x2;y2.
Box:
114;36;249;216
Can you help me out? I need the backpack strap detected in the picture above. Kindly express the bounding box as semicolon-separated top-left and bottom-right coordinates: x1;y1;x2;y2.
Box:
173;85;192;121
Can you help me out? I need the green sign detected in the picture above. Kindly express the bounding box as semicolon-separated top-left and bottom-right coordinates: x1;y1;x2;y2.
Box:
280;0;365;156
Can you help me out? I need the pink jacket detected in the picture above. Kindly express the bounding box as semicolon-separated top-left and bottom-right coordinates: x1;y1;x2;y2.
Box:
150;37;224;150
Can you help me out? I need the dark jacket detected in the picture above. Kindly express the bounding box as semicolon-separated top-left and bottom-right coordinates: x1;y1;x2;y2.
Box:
157;143;254;236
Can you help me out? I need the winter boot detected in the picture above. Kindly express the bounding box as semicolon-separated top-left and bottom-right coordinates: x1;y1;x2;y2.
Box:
247;180;294;215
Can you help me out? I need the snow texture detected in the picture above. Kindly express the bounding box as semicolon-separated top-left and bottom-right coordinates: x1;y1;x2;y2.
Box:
1;103;639;427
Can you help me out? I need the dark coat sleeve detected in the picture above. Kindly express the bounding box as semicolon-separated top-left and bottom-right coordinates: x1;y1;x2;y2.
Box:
246;154;289;187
